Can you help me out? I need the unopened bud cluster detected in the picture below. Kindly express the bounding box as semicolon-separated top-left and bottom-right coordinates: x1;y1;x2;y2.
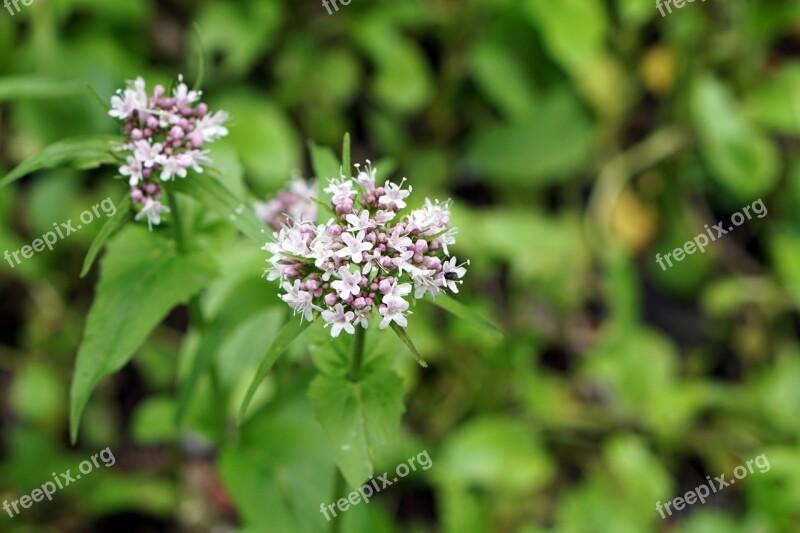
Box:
109;76;229;228
264;163;468;337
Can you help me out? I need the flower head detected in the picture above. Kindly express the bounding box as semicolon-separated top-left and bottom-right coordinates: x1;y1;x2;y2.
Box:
109;76;228;229
263;163;468;337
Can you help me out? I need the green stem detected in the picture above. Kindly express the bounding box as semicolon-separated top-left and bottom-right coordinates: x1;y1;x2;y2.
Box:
329;471;346;533
348;326;366;382
168;191;227;439
331;327;366;532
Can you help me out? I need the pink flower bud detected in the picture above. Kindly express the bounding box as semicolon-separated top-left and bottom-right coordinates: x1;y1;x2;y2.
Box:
324;293;337;306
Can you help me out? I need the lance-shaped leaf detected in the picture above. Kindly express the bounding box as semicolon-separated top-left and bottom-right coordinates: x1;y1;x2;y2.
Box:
70;226;218;442
428;293;504;339
237;318;313;423
389;322;428;367
342;132;351;178
0;135;122;190
80;194;132;278
170;172;267;243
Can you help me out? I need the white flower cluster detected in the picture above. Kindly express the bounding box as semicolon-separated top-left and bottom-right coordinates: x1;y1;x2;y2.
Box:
109;76;229;228
263;163;468;337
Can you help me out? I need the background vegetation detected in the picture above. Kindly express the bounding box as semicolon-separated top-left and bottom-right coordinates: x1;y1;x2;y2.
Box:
1;0;800;531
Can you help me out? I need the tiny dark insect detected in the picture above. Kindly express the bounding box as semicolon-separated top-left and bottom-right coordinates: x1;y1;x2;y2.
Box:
444;272;459;281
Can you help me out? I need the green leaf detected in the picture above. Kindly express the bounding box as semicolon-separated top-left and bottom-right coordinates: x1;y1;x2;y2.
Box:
176;277;275;424
465;92;596;186
691;76;780;199
237;318;313;423
469;40;537;119
439;417;554;492
308;368;405;488
0;135;122;190
308;140;340;206
169;171;267;243
309;141;340;182
342;132;351;179
220;396;333;532
389;323;428;368
69;226;218;443
523;0;608;74
0;76;84;102
80;194;132;278
427;294;503;339
744;62;800;135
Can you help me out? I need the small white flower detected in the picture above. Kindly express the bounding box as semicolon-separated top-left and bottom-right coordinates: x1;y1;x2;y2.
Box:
336;230;373;263
412;269;444;299
173;75;201;106
178;150;211;173
379;294;409;328
331;266;362;299
134;140;163;168
120;156;144;186
195;110;229;142
393;249;416;273
159;156;188;181
408;198;451;234
386;281;412;299
324;179;356;206
277;225;312;257
134;198;171;230
441;256;468;293
374;210;396;224
345;210;373;232
353;308;371;329
355;161;377;188
281;280;316;321
379;179;412;210
387;227;413;251
109;77;148;119
322;303;355;337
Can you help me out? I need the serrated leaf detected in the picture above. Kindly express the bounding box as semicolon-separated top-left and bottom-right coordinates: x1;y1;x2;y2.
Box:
428;294;503;339
308;367;405;488
389;323;428;367
80;194;132;278
220;397;333;532
70;226;218;442
0;135;122;190
237;318;313;423
169;171;267;243
0;76;84;101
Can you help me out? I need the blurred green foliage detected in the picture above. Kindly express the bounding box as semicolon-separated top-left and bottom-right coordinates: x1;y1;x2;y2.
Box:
1;0;800;531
